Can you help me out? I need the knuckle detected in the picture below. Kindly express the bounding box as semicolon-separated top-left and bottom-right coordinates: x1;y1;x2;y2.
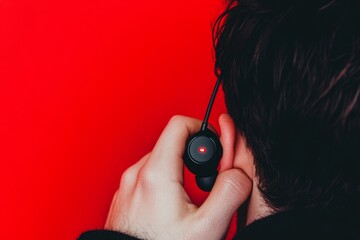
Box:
168;115;185;126
137;166;158;187
120;168;136;187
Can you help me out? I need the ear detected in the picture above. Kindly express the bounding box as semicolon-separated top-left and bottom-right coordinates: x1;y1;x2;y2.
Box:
219;114;254;179
234;132;255;180
218;113;237;172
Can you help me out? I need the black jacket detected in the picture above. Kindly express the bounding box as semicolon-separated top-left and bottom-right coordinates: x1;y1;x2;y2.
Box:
79;196;360;240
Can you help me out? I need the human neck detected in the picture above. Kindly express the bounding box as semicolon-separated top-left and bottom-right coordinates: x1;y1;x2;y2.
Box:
245;182;273;225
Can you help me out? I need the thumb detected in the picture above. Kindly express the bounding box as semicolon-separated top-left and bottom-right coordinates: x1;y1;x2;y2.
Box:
197;168;252;233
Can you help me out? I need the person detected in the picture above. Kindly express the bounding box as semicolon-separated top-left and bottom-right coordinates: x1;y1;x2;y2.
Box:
79;0;360;239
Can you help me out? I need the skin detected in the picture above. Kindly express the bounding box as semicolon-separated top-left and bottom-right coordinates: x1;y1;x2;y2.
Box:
105;114;271;239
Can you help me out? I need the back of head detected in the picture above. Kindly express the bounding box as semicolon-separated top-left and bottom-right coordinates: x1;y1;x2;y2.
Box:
214;0;360;211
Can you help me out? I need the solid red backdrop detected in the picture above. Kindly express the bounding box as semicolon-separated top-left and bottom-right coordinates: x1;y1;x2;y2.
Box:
0;0;234;239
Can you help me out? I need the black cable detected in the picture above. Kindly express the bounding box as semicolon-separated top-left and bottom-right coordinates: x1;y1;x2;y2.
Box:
201;76;222;131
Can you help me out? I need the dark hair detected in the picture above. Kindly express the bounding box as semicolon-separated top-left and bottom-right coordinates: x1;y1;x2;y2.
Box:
214;0;360;211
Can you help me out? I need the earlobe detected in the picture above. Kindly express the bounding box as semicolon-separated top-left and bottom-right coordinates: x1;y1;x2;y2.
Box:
218;113;237;172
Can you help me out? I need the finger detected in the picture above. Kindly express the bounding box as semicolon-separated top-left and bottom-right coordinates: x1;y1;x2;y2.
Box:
218;113;236;172
129;153;151;178
197;168;252;236
119;153;150;195
108;155;149;225
145;115;202;182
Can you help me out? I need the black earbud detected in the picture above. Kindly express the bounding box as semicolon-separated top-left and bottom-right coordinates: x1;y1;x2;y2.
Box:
183;76;223;191
184;128;222;191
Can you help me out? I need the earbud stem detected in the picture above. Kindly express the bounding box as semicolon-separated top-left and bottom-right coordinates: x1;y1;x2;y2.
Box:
195;172;218;192
200;122;208;131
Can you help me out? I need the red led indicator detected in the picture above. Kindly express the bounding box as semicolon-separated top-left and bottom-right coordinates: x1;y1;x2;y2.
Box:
198;147;207;153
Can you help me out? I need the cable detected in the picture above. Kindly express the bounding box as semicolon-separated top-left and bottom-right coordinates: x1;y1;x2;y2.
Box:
201;76;222;131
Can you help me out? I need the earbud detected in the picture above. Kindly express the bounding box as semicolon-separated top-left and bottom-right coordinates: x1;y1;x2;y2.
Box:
184;128;223;191
183;76;223;191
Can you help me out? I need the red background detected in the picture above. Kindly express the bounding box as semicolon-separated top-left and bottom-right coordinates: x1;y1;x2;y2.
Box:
0;0;231;239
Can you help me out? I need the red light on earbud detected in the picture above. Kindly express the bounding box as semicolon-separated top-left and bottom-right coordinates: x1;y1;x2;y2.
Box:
198;147;207;153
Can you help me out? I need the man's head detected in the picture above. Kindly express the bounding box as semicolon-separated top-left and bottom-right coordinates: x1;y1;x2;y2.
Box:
214;0;360;211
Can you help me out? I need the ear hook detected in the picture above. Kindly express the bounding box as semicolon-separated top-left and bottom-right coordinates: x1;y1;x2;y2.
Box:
201;76;223;131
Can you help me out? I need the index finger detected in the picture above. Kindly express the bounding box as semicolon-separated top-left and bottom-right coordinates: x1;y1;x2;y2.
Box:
145;115;203;182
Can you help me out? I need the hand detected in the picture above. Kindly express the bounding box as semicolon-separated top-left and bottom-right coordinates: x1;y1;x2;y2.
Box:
105;115;252;240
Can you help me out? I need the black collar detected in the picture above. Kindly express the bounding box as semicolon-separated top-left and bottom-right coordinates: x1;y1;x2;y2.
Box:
234;196;360;240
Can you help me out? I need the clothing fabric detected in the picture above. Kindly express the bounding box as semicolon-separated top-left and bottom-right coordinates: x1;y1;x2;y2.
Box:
79;230;138;240
78;199;360;240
